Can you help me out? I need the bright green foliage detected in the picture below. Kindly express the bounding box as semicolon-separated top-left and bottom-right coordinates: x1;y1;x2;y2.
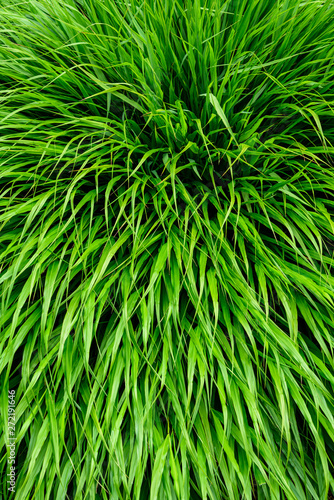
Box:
1;0;334;498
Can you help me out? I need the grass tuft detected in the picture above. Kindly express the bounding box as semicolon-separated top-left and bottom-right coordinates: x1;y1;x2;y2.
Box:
1;0;334;498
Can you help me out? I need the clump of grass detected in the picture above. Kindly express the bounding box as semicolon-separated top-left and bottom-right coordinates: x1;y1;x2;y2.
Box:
1;0;334;498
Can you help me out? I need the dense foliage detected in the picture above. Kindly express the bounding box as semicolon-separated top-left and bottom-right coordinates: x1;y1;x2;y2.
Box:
1;0;334;498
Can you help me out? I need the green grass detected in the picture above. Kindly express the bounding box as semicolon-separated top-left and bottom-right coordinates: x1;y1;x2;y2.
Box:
1;0;334;498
